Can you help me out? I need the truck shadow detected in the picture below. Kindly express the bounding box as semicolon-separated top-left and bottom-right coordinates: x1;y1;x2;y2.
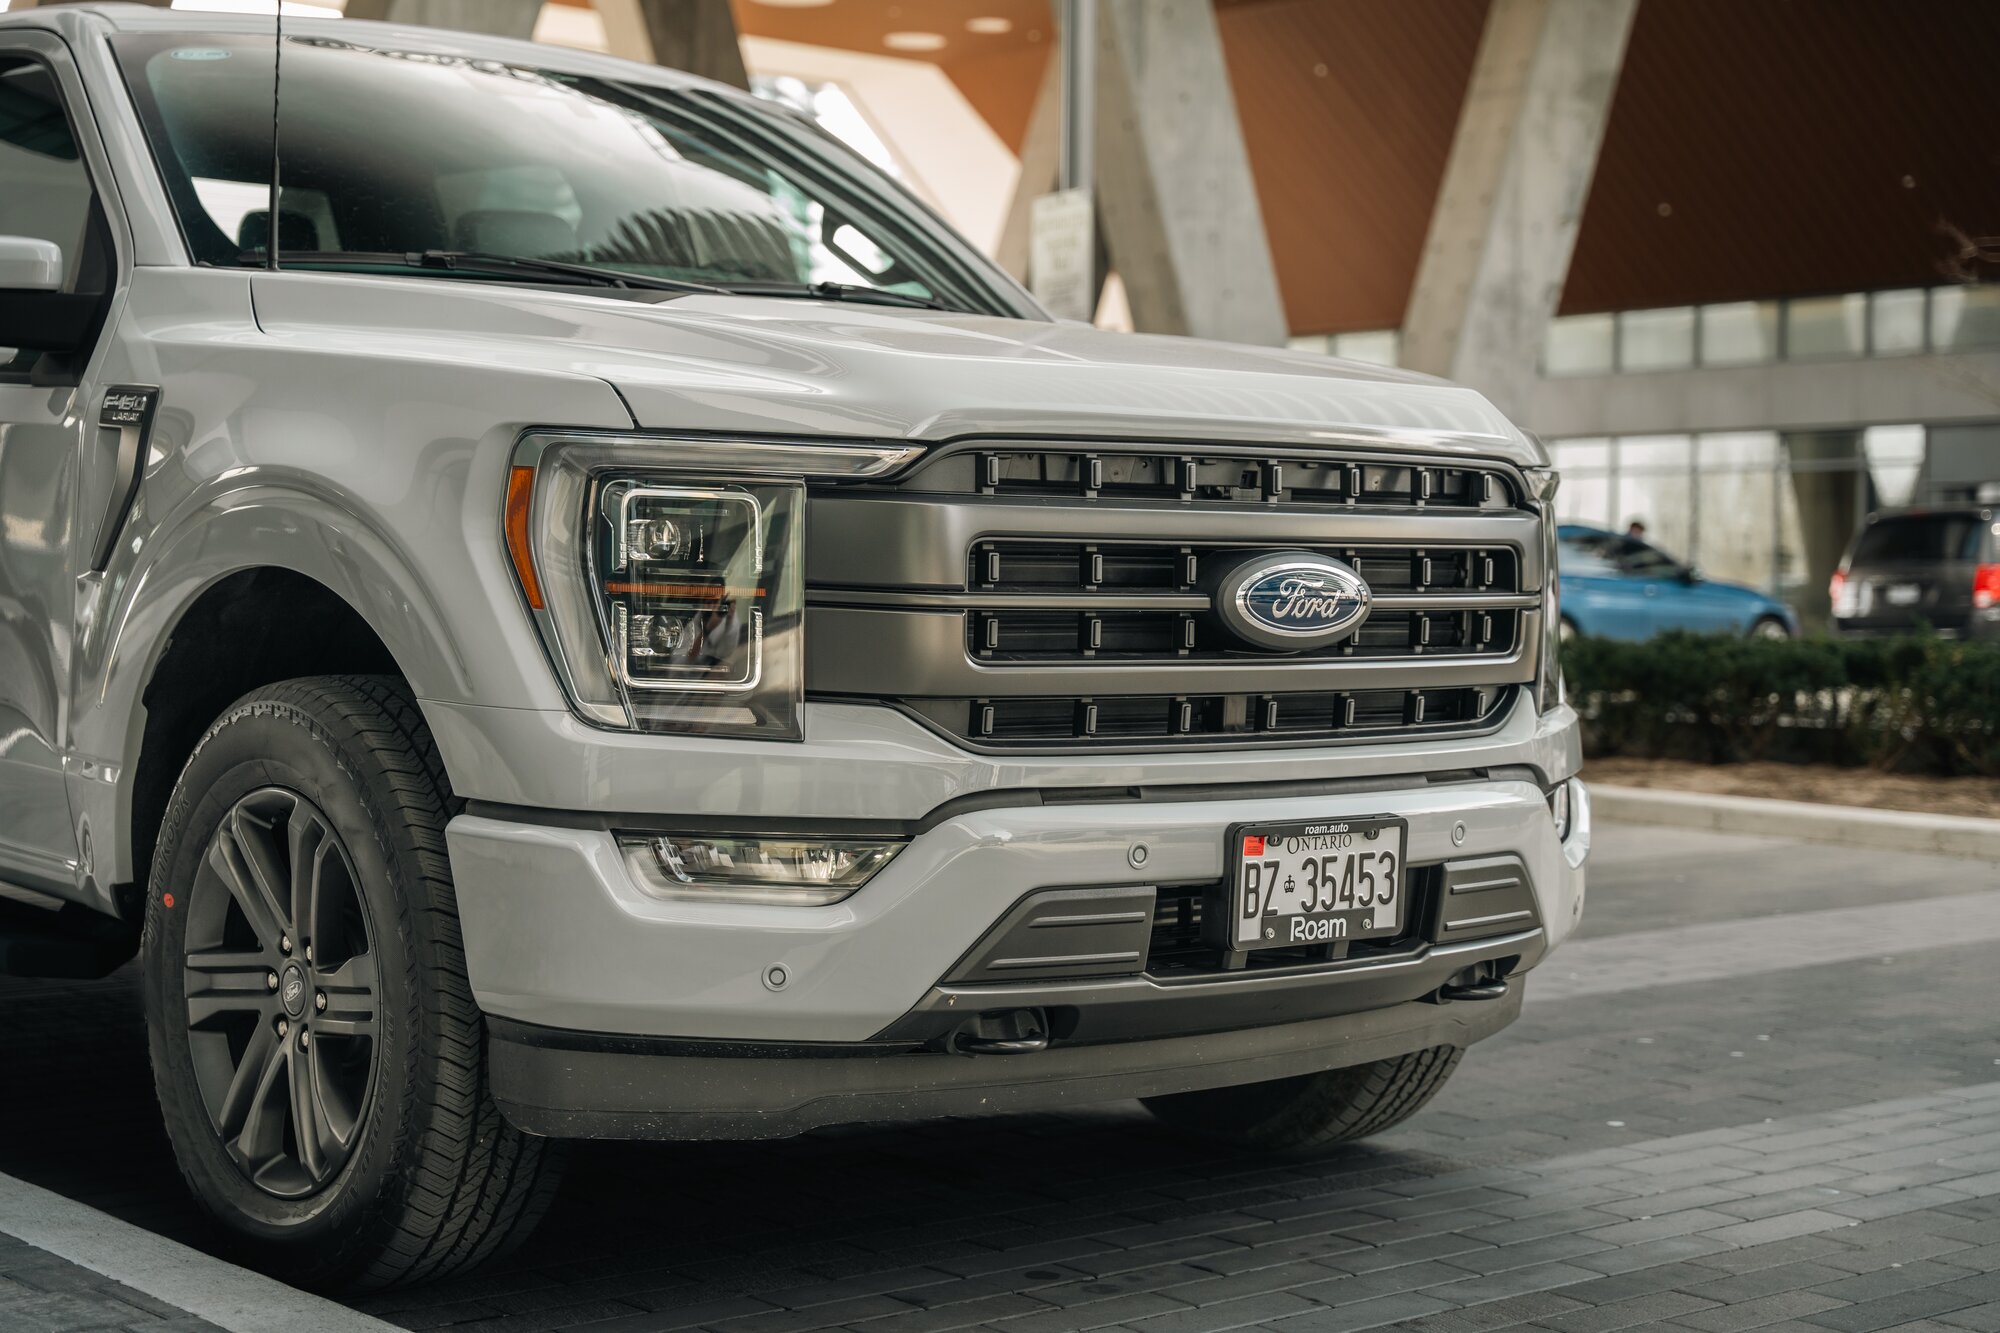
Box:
0;965;1456;1318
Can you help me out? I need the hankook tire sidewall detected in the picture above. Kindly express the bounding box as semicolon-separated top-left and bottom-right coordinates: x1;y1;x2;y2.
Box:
143;704;418;1247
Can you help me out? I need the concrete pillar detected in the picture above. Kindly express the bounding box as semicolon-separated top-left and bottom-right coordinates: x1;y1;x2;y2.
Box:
1786;431;1867;628
995;52;1061;285
1089;0;1286;346
341;0;544;40
1401;0;1637;416
592;0;748;89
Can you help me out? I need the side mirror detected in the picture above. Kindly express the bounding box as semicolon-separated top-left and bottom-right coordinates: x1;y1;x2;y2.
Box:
1680;565;1704;584
0;236;64;292
0;236;94;356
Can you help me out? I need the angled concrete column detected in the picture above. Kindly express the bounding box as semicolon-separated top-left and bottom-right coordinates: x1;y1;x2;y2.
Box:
996;51;1062;285
1089;0;1286;346
592;0;748;88
1401;0;1637;417
341;0;544;39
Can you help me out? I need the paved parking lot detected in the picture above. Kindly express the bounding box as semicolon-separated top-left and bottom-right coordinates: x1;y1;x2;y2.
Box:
2;822;1997;1333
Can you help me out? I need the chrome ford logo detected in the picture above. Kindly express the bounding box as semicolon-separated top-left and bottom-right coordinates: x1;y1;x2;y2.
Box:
1213;551;1371;651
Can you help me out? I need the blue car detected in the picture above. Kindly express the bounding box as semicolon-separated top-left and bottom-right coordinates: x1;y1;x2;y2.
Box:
1557;525;1797;641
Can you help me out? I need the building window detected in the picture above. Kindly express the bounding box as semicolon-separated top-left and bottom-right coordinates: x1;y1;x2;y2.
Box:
1868;288;1927;356
1782;293;1867;359
1616;306;1695;372
1698;301;1778;366
1932;284;2000;351
1544;313;1615;376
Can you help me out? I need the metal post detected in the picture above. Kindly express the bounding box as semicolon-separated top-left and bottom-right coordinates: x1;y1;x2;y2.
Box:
1057;0;1096;194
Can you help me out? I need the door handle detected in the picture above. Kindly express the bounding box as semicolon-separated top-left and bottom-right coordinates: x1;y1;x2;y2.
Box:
89;386;159;573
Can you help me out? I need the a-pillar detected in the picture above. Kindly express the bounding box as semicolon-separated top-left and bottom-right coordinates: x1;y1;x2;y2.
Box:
1400;0;1637;418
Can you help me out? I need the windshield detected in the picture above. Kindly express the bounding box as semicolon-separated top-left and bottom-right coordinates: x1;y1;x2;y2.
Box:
110;32;1029;316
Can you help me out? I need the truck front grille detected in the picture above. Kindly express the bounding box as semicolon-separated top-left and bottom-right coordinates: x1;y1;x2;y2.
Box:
805;441;1548;752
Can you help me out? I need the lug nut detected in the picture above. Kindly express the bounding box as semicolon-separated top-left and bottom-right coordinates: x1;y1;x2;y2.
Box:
298;1030;310;1049
277;1018;289;1036
266;971;280;991
304;944;313;964
315;991;326;1012
279;934;292;955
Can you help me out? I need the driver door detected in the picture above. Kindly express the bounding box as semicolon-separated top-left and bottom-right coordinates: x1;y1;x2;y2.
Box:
0;37;115;897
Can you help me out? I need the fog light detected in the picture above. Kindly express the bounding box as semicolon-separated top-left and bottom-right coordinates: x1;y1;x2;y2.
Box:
620;834;904;905
1549;780;1572;842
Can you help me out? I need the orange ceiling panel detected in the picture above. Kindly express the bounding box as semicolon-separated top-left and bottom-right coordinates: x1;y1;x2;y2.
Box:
1215;0;1490;337
1563;0;2000;313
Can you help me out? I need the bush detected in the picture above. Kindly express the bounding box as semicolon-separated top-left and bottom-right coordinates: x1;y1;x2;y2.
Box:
1561;631;2000;777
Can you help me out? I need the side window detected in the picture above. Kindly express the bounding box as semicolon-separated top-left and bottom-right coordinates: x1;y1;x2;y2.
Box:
0;54;100;378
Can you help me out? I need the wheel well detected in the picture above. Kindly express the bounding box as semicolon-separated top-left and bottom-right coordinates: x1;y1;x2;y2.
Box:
129;569;401;913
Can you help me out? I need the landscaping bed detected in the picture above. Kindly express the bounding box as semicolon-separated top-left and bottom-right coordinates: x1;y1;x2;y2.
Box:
1582;754;2000;819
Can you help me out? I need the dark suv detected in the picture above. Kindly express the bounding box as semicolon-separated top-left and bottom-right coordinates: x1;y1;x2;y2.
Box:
1831;507;2000;638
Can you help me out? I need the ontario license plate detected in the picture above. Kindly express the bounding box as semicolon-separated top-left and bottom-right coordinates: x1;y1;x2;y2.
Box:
1230;817;1407;950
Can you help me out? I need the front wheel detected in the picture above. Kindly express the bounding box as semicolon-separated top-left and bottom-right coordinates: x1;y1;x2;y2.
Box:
1143;1046;1462;1153
141;676;562;1289
1750;615;1792;640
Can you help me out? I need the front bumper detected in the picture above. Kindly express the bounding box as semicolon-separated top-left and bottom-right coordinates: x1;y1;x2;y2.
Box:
446;770;1587;1044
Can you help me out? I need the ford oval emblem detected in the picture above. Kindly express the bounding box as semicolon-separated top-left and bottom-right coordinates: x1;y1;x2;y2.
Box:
1213;551;1372;651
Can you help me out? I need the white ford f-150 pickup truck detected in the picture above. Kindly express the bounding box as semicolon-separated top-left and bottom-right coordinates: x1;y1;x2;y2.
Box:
0;4;1587;1288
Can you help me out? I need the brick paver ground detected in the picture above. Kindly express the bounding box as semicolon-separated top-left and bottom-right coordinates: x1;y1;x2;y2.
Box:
1;824;1994;1332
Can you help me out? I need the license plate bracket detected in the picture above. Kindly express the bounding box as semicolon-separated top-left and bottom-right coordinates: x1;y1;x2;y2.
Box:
1223;815;1409;952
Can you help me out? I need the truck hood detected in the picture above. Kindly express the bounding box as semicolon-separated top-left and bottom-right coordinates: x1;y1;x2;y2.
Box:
250;274;1545;466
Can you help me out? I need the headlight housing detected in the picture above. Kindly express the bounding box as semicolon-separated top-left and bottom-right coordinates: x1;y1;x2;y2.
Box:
1526;466;1564;713
506;433;919;739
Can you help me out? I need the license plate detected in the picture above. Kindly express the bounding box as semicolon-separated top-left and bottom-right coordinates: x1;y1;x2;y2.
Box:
1229;817;1407;950
1886;583;1922;607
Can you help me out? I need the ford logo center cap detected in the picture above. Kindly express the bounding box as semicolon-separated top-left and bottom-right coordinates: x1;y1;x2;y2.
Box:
1212;551;1372;651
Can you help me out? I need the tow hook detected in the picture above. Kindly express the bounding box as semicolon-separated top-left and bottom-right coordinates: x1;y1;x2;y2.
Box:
950;1008;1050;1055
1438;963;1510;1002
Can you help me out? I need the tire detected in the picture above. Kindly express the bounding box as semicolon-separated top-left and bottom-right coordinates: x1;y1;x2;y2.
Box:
1143;1045;1463;1153
1750;616;1792;640
141;675;563;1290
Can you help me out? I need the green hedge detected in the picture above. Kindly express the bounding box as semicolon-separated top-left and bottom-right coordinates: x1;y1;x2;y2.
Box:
1560;632;2000;776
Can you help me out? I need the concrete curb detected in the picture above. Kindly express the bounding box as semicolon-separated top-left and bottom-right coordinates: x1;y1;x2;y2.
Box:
1591;784;2000;861
0;1170;396;1333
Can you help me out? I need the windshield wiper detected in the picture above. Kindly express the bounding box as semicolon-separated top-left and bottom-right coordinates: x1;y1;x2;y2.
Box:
719;280;953;311
241;249;728;295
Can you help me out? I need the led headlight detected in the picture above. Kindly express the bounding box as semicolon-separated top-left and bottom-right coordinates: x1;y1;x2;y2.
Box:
620;833;904;905
506;433;919;739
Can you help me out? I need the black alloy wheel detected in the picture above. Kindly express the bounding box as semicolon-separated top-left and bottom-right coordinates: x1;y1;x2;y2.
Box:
183;787;378;1199
144;676;563;1289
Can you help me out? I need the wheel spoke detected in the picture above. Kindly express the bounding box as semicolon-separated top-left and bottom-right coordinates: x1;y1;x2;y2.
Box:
308;1042;362;1151
185;949;275;1028
226;1024;291;1171
316;953;378;1039
287;810;326;953
213;1019;279;1140
287;1043;328;1182
212;811;288;948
